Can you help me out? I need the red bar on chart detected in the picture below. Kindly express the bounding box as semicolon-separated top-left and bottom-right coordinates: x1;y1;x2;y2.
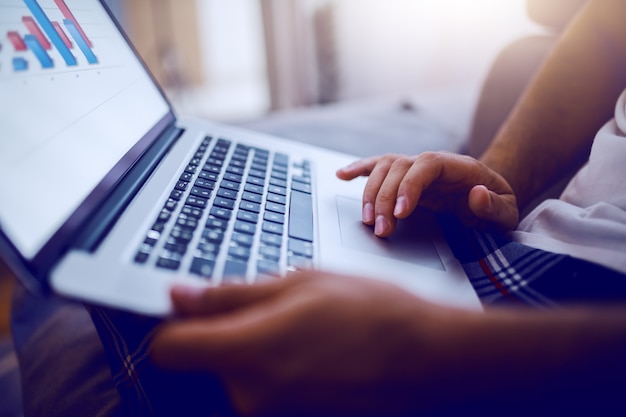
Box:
7;31;27;51
54;0;92;48
52;21;72;49
22;16;51;50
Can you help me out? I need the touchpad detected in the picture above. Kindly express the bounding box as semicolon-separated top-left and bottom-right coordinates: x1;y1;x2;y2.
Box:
335;196;444;271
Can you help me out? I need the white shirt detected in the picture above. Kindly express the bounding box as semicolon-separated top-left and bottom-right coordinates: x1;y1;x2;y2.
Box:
510;88;626;274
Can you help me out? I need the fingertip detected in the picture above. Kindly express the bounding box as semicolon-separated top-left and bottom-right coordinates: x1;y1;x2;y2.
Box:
335;167;349;180
393;195;408;218
170;284;214;315
468;185;493;216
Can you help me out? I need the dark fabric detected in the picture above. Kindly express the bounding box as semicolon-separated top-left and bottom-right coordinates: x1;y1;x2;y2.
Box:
88;307;234;417
440;215;626;307
10;282;123;417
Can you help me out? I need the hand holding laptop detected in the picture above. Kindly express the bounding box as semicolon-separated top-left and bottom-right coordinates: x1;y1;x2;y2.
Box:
152;270;478;416
336;151;519;237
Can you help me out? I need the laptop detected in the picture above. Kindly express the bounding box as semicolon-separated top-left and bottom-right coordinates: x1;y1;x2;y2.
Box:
0;0;480;315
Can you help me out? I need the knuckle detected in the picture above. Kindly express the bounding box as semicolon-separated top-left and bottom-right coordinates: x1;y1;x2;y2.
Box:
376;190;396;205
417;151;442;163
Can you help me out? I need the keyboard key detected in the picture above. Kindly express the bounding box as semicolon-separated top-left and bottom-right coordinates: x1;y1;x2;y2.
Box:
180;172;193;182
176;216;198;230
175;181;189;191
242;191;262;203
164;198;178;211
240;200;261;213
259;245;281;261
251;163;267;172
288;238;313;258
292;175;311;184
234;220;256;235
206;217;228;230
274;153;289;166
257;260;279;275
198;171;218;181
232;233;254;247
190;187;212;199
221;180;240;191
134;252;149;264
272;164;287;174
197;242;220;255
164;241;187;255
229;246;251;260
237;210;259;223
226;166;245;175
262;221;283;235
291;181;312;194
268;185;287;196
190;258;215;278
261;232;282;247
202;229;224;243
170;189;183;201
244;183;264;195
223;260;248;278
248;169;266;179
270;171;287;181
266;193;286;205
170;228;193;242
210;207;232;220
288;255;313;270
223;172;243;183
266;202;286;214
156;256;181;271
214;197;235;210
288;191;313;242
186;196;208;209
195;178;216;189
203;164;221;174
269;178;287;188
181;205;203;218
264;211;285;224
217;188;238;200
247;176;264;186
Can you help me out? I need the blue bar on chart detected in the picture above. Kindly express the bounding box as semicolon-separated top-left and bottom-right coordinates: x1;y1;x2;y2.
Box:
23;0;77;66
63;19;98;64
12;57;29;71
24;34;53;68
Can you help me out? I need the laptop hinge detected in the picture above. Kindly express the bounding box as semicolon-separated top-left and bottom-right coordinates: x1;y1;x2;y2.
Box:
74;124;184;252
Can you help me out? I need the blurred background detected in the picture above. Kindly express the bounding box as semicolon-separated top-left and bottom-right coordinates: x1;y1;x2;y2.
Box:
102;0;544;148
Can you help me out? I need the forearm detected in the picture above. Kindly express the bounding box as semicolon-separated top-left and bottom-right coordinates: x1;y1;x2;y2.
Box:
424;305;626;412
481;0;626;210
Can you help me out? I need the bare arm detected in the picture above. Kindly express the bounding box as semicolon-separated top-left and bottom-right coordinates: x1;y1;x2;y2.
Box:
482;0;626;210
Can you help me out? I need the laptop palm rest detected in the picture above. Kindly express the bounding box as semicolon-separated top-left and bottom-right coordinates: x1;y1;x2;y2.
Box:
335;196;445;271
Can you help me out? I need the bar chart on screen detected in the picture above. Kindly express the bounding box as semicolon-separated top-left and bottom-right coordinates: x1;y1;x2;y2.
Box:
0;0;100;74
0;0;171;258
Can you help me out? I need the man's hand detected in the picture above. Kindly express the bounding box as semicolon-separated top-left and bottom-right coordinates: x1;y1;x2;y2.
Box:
151;272;626;416
336;152;519;237
151;273;468;417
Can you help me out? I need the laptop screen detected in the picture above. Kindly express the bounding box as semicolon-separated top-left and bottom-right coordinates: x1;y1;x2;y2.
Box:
0;0;170;259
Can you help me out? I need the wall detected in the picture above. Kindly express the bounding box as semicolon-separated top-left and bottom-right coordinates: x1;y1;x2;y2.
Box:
332;0;542;100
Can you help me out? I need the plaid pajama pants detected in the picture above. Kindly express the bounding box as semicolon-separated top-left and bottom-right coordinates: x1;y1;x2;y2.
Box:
89;216;626;416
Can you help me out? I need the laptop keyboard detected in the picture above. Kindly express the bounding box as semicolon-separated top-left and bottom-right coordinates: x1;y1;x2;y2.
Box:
133;136;314;283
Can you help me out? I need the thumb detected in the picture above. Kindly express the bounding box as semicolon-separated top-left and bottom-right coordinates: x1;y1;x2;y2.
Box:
171;277;290;317
468;185;519;231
